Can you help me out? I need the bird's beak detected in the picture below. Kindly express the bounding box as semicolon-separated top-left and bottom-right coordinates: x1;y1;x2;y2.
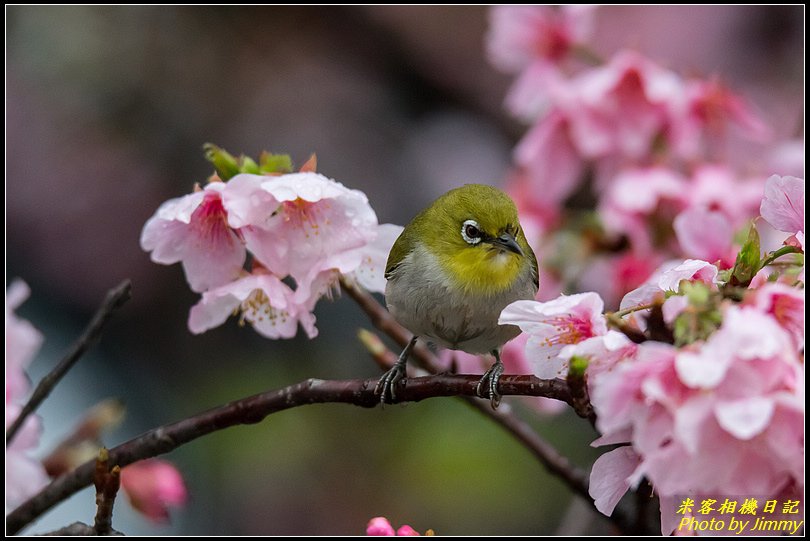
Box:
485;233;523;256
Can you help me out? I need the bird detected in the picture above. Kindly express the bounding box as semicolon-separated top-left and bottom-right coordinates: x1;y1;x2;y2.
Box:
377;184;539;408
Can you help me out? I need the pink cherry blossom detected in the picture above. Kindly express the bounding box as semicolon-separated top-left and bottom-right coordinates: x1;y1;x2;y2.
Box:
141;182;245;293
499;292;607;379
559;330;637;381
685;165;765;228
5;281;49;511
620;258;719;317
367;517;396;536
503;62;569;121
366;517;421;536
120;459;187;524
188;268;334;339
562;50;685;160
5;404;49;511
6;280;43;402
673;208;735;268
750;282;804;349
222;172;379;300
514;110;584;208
598;167;688;252
577;252;663;309
674;305;792;389
589;308;803;528
487;6;595;73
672;78;771;158
395;525;420;536
487;6;595;119
760;175;804;250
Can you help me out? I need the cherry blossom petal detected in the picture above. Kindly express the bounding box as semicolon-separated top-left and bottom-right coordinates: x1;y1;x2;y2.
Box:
714;397;775;440
221;174;279;228
673;208;734;266
5;404;48;511
589;447;642;516
241;173;378;293
5;450;49;511
752;283;804;348
141;184;245;293
349;224;404;294
515;111;584;206
188;271;302;339
6;280;43;402
656;259;718;292
760;175;804;237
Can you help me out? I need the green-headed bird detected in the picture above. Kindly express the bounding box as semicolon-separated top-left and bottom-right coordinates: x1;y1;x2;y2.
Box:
378;184;539;408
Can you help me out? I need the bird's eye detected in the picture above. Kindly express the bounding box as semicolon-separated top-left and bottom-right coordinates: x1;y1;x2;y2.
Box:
461;219;483;245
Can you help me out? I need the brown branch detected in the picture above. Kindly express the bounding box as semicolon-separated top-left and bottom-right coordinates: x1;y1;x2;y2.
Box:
6;280;132;445
6;373;570;534
341;278;638;534
6;277;640;534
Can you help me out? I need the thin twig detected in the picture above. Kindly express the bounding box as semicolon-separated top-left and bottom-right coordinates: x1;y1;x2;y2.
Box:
604;315;648;343
6;280;132;445
5;373;570;534
40;521;123;536
92;449;121;535
605;302;656;320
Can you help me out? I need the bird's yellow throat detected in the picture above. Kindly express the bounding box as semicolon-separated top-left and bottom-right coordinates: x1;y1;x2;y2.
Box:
442;247;524;296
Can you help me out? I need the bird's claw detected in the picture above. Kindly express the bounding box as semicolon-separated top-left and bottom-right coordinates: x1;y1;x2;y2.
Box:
375;363;406;404
476;361;504;410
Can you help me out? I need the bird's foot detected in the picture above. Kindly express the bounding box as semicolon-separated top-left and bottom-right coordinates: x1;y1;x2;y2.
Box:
374;336;418;405
476;357;504;410
375;361;407;404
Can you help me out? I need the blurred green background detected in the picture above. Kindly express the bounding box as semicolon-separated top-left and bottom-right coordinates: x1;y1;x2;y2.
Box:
6;6;802;535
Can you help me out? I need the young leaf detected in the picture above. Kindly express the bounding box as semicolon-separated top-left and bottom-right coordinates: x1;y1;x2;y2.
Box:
203;143;240;181
729;222;761;287
259;152;293;174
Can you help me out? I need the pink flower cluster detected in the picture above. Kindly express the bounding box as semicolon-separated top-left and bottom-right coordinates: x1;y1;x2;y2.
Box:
366;516;422;536
499;178;804;534
5;280;49;510
141;165;401;339
487;6;800;308
588;298;803;535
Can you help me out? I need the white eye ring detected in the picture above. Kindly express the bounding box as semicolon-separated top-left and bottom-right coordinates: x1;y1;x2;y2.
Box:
461;219;483;245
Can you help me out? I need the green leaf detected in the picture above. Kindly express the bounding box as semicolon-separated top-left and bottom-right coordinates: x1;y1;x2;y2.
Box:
716;268;732;284
239;155;260;174
203;143;240;181
672;314;692;347
681;281;710;306
259;152;293;174
730;222;761;287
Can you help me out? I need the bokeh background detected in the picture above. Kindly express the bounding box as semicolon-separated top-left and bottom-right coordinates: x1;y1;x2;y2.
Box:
6;6;803;535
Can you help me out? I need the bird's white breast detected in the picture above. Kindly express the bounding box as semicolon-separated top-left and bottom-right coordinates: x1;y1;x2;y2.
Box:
385;244;536;354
